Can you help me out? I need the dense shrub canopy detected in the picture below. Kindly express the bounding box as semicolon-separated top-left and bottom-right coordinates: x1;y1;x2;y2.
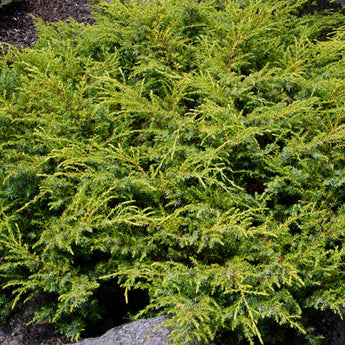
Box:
1;0;345;343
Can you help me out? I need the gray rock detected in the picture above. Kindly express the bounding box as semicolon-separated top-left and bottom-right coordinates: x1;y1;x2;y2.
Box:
65;316;173;345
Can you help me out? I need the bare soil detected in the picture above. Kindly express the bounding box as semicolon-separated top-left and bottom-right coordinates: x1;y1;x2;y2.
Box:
0;0;94;50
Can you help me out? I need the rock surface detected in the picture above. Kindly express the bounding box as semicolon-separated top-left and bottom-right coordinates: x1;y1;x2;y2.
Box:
64;315;228;345
65;316;173;345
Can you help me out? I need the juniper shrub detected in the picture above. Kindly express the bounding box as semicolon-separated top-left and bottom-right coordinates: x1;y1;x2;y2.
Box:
1;0;345;343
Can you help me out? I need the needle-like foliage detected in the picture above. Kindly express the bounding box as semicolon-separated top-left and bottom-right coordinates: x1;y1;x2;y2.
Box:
1;0;345;343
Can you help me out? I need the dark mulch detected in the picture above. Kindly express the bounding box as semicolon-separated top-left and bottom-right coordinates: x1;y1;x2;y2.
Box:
0;0;94;50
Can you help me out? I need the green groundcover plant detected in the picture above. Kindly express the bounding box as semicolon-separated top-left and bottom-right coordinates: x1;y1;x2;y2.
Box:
1;0;345;343
0;0;11;8
0;0;10;8
0;0;21;9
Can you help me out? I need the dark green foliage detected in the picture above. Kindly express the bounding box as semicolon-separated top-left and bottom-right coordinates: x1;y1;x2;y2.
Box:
0;0;12;7
0;0;24;8
1;0;345;343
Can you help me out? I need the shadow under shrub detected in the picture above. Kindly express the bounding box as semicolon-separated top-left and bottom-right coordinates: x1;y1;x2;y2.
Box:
1;0;345;343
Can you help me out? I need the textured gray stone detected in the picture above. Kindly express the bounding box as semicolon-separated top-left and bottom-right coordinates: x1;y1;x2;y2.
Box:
65;316;173;345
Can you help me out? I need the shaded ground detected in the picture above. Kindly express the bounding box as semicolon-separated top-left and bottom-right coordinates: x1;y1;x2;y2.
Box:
0;298;71;345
